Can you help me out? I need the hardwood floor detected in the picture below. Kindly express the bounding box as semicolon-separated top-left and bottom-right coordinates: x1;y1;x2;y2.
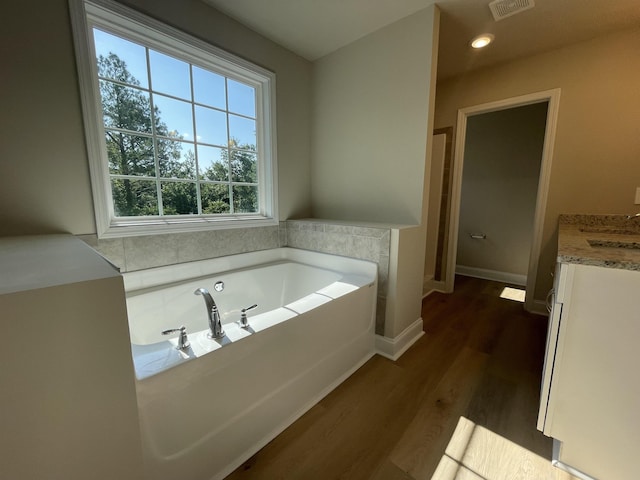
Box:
225;276;579;480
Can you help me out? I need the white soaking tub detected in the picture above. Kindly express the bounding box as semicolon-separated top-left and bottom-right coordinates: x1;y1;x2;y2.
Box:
123;247;377;480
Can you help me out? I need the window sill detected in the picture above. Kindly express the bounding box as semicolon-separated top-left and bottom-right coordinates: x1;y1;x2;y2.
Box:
98;215;278;239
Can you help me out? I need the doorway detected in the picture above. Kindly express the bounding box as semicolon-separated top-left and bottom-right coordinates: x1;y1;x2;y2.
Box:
444;90;560;313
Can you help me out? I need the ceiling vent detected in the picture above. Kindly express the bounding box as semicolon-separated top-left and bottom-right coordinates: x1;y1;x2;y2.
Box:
489;0;535;21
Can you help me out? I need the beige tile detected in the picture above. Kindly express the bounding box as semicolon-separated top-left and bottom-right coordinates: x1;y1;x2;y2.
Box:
77;235;126;271
124;233;179;271
278;222;287;246
348;235;382;261
352;226;388;238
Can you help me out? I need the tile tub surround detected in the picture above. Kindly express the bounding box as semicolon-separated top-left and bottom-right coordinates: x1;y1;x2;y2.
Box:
286;219;391;334
79;225;281;272
558;214;640;270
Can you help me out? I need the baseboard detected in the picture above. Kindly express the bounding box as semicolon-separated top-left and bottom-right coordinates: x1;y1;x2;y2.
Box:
423;279;447;298
375;318;424;361
456;265;527;286
528;299;549;316
422;289;437;298
552;440;596;480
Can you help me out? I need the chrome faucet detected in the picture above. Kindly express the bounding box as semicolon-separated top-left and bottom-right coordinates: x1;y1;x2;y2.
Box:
238;303;258;329
194;288;225;339
626;213;640;220
162;325;190;350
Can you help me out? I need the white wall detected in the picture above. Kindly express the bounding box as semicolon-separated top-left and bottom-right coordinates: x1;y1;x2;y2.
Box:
0;236;145;480
434;26;640;299
308;5;439;341
387;226;427;338
457;102;548;281
0;0;312;237
311;6;438;225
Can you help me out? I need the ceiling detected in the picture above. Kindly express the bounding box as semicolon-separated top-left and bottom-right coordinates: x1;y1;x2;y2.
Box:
203;0;640;81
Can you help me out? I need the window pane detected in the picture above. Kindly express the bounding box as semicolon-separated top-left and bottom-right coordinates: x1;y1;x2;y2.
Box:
105;131;155;176
149;49;191;100
201;183;230;214
193;66;225;109
233;185;258;213
161;181;197;215
228;79;255;117
76;1;275;231
99;80;152;133
111;178;158;216
158;141;195;179
94;29;148;88
152;94;194;140
229;149;257;183
228;115;256;148
195;105;227;146
197;145;227;181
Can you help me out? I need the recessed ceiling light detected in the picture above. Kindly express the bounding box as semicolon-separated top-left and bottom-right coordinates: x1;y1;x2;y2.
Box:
470;34;495;49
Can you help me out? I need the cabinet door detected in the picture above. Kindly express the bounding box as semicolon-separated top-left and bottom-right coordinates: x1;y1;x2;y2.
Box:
537;297;562;433
537;262;573;433
548;264;640;480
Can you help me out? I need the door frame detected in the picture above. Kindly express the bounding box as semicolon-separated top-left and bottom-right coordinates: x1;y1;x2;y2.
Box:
444;89;561;313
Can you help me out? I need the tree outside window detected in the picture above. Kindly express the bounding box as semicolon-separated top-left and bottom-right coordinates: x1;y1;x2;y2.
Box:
96;36;259;218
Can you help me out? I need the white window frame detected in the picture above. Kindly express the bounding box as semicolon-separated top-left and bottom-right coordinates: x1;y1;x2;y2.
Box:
69;0;278;238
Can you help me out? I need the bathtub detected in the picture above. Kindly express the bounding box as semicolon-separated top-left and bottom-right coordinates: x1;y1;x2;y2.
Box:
123;247;377;480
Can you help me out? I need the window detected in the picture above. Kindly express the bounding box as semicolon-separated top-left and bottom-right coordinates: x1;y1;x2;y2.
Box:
70;0;277;238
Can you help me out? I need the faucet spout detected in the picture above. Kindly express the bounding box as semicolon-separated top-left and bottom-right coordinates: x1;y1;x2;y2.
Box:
194;288;225;339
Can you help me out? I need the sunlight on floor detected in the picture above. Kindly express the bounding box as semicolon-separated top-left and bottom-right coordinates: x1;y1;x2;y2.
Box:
499;286;526;303
431;417;576;480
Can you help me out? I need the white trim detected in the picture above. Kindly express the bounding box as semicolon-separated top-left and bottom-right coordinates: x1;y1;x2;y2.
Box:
456;265;527;286
529;299;550;316
552;440;597;480
423;280;447;298
375;318;424;361
423;279;447;297
94;215;278;239
69;0;278;238
445;89;561;314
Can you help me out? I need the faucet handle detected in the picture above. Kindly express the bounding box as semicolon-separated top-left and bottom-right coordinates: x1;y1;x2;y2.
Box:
162;325;190;350
238;304;258;329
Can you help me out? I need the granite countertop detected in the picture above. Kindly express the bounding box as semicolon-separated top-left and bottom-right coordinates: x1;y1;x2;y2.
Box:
558;214;640;270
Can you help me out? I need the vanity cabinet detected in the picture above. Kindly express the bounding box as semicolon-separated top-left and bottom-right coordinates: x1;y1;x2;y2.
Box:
538;261;640;480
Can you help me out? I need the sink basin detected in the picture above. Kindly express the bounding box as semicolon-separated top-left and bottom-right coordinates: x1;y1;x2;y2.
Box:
587;239;640;250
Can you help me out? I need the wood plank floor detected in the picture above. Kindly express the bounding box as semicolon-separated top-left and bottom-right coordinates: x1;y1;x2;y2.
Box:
225;276;579;480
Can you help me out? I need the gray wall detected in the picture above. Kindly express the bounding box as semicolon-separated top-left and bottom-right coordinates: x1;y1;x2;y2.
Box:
310;7;438;225
0;0;313;237
457;102;547;279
